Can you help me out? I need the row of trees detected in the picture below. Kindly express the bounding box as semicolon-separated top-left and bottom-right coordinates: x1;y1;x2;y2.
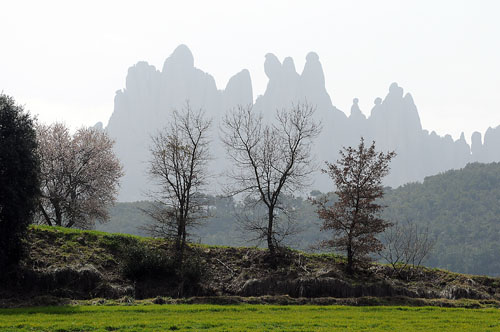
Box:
146;103;424;273
145;103;322;265
1;93;432;275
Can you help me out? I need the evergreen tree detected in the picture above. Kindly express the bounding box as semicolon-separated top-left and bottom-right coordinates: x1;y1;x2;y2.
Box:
0;94;40;270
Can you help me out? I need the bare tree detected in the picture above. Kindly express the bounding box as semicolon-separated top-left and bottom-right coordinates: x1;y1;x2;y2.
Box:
145;105;211;265
221;103;321;256
313;138;396;273
379;220;435;279
36;123;123;229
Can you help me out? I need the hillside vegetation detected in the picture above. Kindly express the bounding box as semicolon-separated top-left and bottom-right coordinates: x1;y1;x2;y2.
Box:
2;226;500;308
98;162;500;276
383;162;500;276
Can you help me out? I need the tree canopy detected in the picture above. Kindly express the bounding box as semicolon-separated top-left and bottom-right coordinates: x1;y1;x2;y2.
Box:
36;123;123;229
0;94;40;269
313;139;395;273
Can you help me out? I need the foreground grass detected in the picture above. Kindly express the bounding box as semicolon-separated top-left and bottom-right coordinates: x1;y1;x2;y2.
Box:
1;305;499;332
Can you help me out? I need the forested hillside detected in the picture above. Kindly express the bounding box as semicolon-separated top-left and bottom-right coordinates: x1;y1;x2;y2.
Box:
97;162;500;276
383;162;500;276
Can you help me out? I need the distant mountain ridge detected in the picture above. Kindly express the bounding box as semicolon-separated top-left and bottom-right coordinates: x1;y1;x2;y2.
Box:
105;44;500;201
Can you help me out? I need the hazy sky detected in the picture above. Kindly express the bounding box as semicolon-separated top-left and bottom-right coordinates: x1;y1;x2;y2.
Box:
1;0;499;142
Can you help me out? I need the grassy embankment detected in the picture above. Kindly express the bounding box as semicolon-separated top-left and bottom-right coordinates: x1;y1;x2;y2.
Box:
2;225;500;307
2;226;500;331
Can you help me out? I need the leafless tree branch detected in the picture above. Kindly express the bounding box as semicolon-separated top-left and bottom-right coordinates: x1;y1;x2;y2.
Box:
221;102;320;256
144;103;212;265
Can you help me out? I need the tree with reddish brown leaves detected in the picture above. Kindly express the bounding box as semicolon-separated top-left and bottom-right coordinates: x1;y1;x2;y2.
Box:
313;138;396;274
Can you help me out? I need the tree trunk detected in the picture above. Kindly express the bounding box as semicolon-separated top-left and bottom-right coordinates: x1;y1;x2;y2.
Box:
54;203;62;227
177;219;187;297
347;244;353;274
267;207;275;256
39;204;52;226
175;230;182;253
174;215;187;268
180;223;187;265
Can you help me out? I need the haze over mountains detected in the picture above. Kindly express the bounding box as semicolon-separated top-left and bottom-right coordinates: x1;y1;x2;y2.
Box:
105;45;500;201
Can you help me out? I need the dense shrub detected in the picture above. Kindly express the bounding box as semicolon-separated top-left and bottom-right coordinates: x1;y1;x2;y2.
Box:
180;254;205;286
121;242;205;296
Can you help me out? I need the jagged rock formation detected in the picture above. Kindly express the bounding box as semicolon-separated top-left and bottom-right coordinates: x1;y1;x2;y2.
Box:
106;45;500;201
472;126;500;163
106;45;252;201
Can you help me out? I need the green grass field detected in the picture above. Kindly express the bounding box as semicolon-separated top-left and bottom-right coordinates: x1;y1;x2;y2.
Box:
1;305;499;332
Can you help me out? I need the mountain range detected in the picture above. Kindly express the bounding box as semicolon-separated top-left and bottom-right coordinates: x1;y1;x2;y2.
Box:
104;45;500;201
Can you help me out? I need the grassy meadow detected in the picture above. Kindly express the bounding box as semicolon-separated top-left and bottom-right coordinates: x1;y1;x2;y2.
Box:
1;304;499;332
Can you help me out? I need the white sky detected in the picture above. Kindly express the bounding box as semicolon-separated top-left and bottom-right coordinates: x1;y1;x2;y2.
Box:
1;0;499;142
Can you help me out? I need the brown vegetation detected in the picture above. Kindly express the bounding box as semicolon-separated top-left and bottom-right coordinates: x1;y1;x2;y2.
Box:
313;138;396;273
